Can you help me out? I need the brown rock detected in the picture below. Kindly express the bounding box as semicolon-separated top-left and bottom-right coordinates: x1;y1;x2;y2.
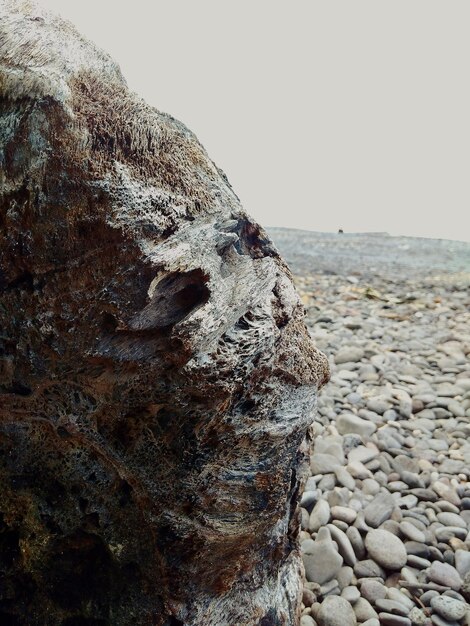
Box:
0;2;329;625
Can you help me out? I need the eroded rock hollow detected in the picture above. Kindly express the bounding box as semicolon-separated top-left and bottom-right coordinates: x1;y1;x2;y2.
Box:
0;2;329;624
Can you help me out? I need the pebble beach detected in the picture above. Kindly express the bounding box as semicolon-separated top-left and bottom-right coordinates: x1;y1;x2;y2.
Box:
270;229;470;626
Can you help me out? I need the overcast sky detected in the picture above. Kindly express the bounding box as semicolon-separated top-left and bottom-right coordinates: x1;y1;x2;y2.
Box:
38;0;470;242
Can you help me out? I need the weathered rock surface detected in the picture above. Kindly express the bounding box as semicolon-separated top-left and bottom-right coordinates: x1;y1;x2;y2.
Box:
0;3;329;625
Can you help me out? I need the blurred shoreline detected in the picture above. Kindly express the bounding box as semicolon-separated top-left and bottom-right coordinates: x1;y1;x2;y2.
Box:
268;227;470;280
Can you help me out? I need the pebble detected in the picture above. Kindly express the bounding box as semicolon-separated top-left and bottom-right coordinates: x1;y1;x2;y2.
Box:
430;615;460;626
341;585;360;603
309;499;331;532
353;597;378;622
301;490;319;509
447;400;465;417
364;492;396;528
407;555;431;569
375;599;409;616
400;566;420;584
348;461;372;480
348;445;379;464
420;590;440;605
401;471;425;489
378;614;411;626
316;595;357;626
336;565;354;590
430;595;467;621
337;413;377;437
303;527;343;584
360;579;387;603
302;588;316;607
435;526;467;542
363;477;381;495
335;466;356;490
405;541;431;558
320;579;339;596
400;495;419;509
382;520;401;536
327;524;357;567
433;482;461;507
354;559;386;579
408;607;428;625
311;453;342;474
436;512;466;529
364;529;408;570
399;521;426;543
346;526;365;560
335;347;364;365
331;506;357;524
455;550;470;578
427;562;463;591
386;588;415;611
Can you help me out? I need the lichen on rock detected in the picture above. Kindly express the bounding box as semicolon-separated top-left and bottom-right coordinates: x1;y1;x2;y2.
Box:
0;2;329;624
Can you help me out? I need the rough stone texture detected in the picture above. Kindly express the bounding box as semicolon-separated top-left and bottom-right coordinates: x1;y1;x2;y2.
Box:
0;2;329;625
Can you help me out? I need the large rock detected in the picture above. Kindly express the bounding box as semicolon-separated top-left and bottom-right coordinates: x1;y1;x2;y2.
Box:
0;3;329;625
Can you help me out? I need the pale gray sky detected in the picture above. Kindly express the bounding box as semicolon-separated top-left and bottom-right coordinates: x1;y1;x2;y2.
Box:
38;0;470;241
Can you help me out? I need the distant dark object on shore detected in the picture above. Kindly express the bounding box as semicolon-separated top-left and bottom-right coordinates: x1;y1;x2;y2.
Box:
338;228;344;234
